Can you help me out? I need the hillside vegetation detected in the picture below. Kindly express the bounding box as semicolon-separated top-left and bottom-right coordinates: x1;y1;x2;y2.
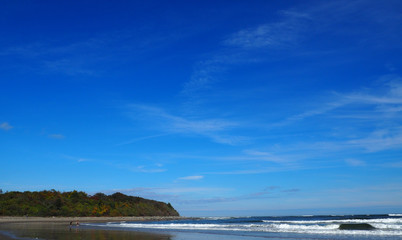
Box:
0;190;179;217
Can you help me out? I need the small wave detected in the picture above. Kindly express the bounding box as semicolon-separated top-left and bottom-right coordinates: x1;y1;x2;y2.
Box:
101;222;402;236
88;215;402;238
202;217;234;220
389;214;402;217
263;218;402;225
271;223;339;231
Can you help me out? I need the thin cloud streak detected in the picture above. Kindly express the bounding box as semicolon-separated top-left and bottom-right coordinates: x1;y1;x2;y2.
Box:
347;128;402;152
110;162;167;174
125;103;247;145
0;29;188;77
120;77;402;178
224;11;311;49
178;175;204;181
116;133;170;146
272;76;402;128
181;7;312;100
61;154;166;173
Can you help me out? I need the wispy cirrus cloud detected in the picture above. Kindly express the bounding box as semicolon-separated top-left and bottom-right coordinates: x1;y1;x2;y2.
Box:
182;0;402;100
182;10;311;96
0;122;13;131
178;175;204;181
182;59;224;95
1;28;187;77
116;133;170;146
224;11;311;49
347;128;402;152
127;104;235;132
274;75;402;129
125;104;247;145
248;77;402;167
61;154;166;173
343;77;402;107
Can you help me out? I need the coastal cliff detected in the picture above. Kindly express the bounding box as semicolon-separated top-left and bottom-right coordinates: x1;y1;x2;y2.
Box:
0;190;179;217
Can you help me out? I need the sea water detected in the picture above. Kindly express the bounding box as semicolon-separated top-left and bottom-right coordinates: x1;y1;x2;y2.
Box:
85;214;402;240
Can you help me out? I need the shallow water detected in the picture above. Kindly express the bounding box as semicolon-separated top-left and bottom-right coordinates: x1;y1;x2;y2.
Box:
1;214;402;240
0;222;172;240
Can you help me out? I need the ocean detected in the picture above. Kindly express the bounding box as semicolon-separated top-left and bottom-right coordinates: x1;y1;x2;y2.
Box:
85;214;402;240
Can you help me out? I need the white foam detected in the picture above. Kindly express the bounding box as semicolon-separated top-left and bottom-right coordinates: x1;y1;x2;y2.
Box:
119;223;233;230
202;217;233;220
105;221;402;236
263;218;402;225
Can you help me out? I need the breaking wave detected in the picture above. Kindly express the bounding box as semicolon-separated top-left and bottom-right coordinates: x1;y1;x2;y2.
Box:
85;215;402;237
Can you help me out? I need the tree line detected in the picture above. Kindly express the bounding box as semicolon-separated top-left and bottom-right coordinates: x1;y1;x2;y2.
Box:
0;190;179;217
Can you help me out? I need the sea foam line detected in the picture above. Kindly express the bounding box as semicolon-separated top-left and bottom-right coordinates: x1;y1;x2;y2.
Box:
100;222;402;236
262;218;402;225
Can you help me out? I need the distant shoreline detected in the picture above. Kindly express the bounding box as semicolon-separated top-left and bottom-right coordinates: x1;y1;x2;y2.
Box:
0;216;191;224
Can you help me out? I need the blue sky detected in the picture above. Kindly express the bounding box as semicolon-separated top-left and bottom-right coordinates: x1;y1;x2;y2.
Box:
1;0;402;216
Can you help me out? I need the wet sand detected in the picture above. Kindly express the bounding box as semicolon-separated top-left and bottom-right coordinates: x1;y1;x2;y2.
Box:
0;216;186;223
0;216;187;240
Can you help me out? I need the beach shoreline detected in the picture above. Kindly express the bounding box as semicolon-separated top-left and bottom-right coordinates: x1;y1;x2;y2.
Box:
0;216;189;240
0;216;189;224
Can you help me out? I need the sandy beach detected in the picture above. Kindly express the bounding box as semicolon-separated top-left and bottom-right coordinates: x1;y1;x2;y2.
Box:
0;216;186;223
0;216;189;240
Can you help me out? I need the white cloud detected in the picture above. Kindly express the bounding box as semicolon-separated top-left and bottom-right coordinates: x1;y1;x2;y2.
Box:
178;175;204;181
0;122;13;131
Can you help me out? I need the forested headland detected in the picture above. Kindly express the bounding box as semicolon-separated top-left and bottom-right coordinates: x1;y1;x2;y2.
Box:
0;190;179;217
